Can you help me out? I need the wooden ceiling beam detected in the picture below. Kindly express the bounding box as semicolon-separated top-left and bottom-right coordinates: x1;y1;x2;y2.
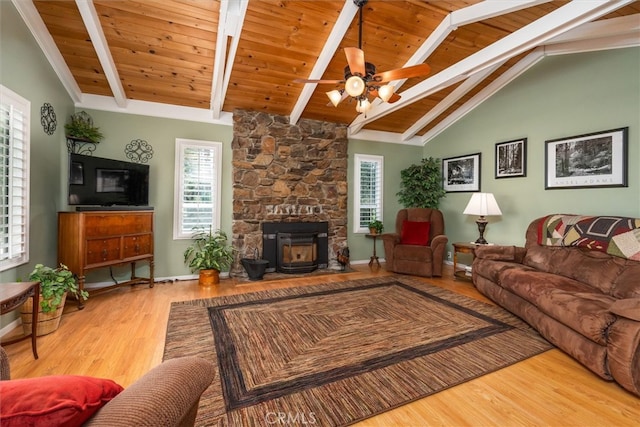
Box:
210;0;248;120
289;0;359;125
350;0;636;135
76;0;127;108
364;0;552;132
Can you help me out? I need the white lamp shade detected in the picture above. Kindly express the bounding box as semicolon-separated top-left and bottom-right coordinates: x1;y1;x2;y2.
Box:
345;75;366;97
355;98;371;113
463;193;502;216
326;90;342;107
378;84;395;102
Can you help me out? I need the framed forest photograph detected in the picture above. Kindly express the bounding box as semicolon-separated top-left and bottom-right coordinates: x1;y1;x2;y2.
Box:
495;138;526;178
545;127;628;189
443;153;481;192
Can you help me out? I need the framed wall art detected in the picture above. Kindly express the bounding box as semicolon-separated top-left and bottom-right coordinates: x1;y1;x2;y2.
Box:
545;127;628;189
495;138;526;178
443;153;481;192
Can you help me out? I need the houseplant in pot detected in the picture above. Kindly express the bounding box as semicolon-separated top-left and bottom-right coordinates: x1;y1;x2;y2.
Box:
368;219;384;235
21;263;88;336
183;226;235;286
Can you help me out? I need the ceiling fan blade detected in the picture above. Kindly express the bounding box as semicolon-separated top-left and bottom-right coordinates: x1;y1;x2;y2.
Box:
373;63;431;83
344;47;366;76
293;78;344;84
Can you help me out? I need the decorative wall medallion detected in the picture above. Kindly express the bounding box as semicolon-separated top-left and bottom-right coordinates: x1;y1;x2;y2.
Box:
40;103;57;135
125;139;154;163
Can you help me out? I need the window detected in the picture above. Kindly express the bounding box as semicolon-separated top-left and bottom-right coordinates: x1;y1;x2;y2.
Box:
0;85;30;271
354;153;383;233
173;139;222;239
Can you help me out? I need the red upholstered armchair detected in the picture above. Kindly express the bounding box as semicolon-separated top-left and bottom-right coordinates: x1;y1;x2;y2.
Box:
381;208;448;277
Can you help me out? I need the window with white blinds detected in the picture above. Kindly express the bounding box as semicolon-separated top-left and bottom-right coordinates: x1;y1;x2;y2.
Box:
0;85;30;271
354;153;383;233
173;139;222;239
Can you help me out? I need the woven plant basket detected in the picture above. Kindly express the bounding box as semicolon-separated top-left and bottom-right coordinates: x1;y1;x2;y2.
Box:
21;293;67;337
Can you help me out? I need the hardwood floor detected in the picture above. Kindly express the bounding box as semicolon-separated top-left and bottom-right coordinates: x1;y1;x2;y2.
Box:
2;264;638;426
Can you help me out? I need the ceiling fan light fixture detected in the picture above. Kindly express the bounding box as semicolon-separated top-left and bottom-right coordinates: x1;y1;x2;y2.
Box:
326;90;342;107
345;75;366;97
378;84;395;102
356;97;371;113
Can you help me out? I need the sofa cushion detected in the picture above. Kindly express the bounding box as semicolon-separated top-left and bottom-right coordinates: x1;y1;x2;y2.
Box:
497;268;616;345
0;375;123;427
611;262;640;299
400;220;430;246
535;291;616;346
473;259;533;284
523;245;625;295
609;298;640;321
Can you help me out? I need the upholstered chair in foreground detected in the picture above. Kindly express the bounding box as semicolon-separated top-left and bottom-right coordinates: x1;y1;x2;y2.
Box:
381;208;448;277
0;346;215;427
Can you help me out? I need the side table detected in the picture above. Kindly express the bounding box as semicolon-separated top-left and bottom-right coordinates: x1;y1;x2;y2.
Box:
0;281;39;359
365;234;381;267
453;242;478;281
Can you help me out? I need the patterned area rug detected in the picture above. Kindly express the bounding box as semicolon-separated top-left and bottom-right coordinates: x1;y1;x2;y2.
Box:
163;276;552;426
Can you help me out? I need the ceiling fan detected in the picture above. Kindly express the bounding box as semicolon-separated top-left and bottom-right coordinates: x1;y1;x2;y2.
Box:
294;0;431;114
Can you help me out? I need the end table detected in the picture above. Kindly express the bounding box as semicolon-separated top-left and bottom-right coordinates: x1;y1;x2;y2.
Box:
1;281;39;359
365;234;381;267
453;242;478;281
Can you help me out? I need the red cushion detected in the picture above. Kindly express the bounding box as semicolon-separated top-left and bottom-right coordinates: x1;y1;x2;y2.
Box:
0;375;123;427
400;220;431;245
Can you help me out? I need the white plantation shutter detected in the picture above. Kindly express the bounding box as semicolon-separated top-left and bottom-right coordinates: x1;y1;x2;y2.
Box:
354;154;383;232
174;139;222;239
0;85;30;271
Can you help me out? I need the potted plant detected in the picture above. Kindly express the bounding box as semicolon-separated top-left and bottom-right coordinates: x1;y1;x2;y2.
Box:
20;263;88;336
183;226;235;286
64;111;103;143
396;157;446;209
368;219;384;235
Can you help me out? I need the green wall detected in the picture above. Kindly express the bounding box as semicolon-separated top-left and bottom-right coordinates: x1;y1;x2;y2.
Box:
0;1;75;283
424;47;640;253
347;139;423;261
75;110;234;280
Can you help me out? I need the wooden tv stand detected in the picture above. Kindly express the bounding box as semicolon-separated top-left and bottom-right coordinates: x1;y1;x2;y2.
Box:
58;210;154;309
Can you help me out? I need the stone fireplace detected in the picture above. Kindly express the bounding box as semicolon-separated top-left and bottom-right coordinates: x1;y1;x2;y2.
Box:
231;110;348;277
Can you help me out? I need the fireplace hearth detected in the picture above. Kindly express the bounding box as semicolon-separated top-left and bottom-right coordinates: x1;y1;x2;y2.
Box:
263;222;328;274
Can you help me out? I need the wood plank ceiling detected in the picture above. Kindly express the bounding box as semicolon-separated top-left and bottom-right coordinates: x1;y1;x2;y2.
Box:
16;0;640;145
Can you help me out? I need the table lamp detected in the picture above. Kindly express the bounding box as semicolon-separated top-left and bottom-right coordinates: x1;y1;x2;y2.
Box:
463;193;502;244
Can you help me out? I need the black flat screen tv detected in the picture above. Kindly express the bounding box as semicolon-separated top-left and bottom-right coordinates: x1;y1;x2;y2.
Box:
68;153;150;207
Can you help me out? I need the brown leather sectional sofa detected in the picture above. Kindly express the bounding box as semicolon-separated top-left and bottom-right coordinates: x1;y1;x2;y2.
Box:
472;215;640;396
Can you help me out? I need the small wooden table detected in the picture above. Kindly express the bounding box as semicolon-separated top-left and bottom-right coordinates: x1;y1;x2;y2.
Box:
0;281;39;359
453;242;478;281
366;234;381;267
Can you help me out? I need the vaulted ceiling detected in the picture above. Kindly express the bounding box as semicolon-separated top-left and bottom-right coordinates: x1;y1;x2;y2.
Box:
14;0;640;145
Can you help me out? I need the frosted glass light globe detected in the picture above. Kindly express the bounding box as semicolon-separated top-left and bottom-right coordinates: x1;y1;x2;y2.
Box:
345;75;366;97
356;98;371;113
326;90;342;107
378;84;395;102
